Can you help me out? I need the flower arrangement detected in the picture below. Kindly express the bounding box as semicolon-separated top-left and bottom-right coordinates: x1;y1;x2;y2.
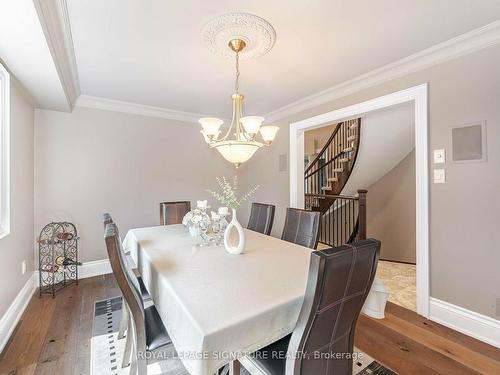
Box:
182;208;210;227
207;176;259;210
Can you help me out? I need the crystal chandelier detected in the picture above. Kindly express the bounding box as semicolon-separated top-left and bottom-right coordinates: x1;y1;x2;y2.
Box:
199;39;279;168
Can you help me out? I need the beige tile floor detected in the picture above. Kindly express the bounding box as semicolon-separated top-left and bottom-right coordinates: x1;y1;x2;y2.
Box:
376;260;416;311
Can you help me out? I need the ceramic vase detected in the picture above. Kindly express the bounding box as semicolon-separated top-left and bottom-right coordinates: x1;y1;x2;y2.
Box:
224;208;245;255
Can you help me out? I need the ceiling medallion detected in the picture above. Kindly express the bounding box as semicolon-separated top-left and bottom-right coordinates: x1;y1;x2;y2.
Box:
202;13;276;60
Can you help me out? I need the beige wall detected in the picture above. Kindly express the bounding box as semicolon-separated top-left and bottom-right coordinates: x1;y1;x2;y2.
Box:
0;83;34;317
34;107;235;263
304;124;336;156
367;150;416;264
242;43;500;318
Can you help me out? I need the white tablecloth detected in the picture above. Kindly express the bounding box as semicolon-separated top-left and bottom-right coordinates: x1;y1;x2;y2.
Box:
123;225;312;375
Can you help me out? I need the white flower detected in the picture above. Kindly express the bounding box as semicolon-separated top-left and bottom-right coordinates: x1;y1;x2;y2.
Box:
196;200;208;209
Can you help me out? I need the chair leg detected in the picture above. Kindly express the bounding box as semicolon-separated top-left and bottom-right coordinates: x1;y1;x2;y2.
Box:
118;299;128;339
132;323;148;375
129;336;137;375
122;307;134;368
137;348;147;375
129;325;148;375
229;360;240;375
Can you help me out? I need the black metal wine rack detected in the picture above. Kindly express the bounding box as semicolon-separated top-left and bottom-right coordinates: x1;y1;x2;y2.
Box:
38;222;80;297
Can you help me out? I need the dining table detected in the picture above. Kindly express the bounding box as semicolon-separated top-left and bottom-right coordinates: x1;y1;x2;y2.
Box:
123;224;313;375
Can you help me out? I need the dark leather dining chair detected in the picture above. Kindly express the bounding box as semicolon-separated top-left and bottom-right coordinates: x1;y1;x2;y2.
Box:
281;208;320;249
247;202;276;235
242;239;380;375
105;222;173;375
159;201;191;225
101;213;153;368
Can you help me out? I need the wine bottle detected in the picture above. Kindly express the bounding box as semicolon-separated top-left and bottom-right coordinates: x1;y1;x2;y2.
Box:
41;265;59;273
55;256;82;267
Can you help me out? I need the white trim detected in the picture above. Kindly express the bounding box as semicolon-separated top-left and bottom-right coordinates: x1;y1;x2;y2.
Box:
265;20;500;122
289;84;430;317
76;95;207;124
0;62;10;239
430;297;500;348
33;0;81;108
0;273;38;353
79;258;112;279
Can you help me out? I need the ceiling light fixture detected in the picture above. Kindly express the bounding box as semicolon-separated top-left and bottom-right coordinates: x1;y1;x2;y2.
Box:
200;14;278;168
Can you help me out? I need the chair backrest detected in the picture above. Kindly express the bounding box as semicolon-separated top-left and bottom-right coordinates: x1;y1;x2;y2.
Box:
286;239;380;375
281;208;320;249
104;223;146;349
102;212;113;229
247;202;275;235
159;201;191;225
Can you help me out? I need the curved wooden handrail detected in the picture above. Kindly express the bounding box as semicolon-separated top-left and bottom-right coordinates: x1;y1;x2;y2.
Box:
304;122;342;175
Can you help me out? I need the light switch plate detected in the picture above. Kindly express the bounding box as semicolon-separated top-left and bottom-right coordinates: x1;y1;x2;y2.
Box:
434;149;445;164
434;169;445;184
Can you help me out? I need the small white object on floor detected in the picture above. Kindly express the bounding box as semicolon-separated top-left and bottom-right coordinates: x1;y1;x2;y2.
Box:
362;277;389;319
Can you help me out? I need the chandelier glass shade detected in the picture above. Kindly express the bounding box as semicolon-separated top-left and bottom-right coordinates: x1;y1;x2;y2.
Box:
199;39;278;167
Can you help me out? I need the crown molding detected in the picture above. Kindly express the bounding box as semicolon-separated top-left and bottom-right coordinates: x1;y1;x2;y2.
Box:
33;0;81;109
264;20;500;123
76;95;208;123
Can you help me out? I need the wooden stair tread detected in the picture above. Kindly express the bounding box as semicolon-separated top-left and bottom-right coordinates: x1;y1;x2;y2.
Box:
304;118;361;215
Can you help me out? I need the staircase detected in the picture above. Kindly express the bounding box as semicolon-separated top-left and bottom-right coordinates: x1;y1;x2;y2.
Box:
304;118;366;246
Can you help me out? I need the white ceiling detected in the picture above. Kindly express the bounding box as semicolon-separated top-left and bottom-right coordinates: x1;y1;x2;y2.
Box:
0;0;68;111
1;1;500;117
66;0;500;118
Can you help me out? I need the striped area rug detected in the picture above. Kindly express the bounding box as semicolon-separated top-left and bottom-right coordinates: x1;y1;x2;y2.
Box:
92;296;396;375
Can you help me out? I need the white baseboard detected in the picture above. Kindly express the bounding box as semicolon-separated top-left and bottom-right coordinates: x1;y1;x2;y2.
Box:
0;272;38;353
79;258;111;279
430;297;500;348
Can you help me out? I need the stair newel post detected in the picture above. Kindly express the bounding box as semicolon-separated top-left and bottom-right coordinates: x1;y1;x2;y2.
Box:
358;189;367;240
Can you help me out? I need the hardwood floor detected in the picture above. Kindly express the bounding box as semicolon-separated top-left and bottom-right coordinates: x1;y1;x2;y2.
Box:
355;303;500;374
0;275;120;375
0;274;499;374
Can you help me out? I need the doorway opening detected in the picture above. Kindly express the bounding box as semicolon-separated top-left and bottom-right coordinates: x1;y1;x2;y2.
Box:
290;84;429;317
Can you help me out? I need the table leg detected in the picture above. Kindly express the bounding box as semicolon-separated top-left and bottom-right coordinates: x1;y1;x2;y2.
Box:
229;360;241;375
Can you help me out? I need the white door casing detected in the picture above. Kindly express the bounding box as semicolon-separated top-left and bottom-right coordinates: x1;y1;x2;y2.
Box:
289;84;430;317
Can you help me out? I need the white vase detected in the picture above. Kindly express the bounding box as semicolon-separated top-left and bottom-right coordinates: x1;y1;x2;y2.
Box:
361;277;389;319
224;208;245;255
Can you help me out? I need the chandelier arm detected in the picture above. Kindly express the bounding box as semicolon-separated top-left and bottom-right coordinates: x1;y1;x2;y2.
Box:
218;98;236;142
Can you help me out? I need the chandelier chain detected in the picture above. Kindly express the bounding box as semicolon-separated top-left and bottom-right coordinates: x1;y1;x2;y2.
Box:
234;51;240;93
